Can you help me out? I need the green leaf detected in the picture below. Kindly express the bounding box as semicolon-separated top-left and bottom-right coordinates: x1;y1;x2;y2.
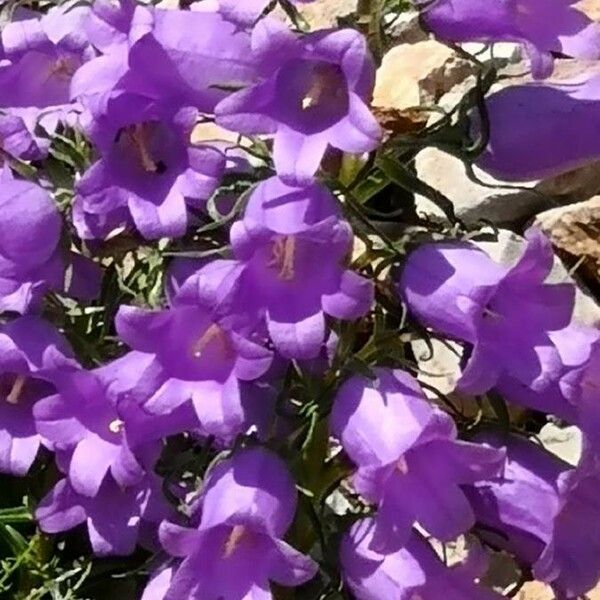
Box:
0;507;32;525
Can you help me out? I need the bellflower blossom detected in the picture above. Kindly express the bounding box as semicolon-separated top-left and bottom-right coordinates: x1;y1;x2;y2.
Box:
330;369;505;550
83;0;136;56
495;325;600;450
115;261;273;442
72;5;257;123
397;229;575;396
0;317;77;476
0;169;100;314
34;369;160;498
159;447;318;599
419;0;600;79
0;3;93;159
228;177;374;359
216;19;381;185
73;101;225;240
36;469;171;557
341;518;502;600
465;434;600;599
476;73;600;181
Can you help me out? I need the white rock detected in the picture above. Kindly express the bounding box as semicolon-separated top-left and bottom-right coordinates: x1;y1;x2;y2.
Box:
538;423;583;466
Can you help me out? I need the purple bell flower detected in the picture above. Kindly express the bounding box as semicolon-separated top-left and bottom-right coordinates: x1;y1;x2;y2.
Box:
465;434;600;599
330;369;505;550
397;229;575;396
72;4;257;120
476;73;600;181
495;324;600;451
341;518;502;600
216;20;381;185
36;469;171;557
115;260;273;442
159;447;318;599
0;317;77;476
420;0;600;79
34;368;160;497
228;177;374;359
74;101;225;240
83;0;136;56
0;2;93;160
0;168;100;314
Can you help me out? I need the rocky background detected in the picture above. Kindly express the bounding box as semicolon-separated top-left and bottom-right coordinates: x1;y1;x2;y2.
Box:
301;1;600;598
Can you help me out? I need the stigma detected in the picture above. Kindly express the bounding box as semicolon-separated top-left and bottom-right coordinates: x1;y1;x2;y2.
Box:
269;236;296;281
108;419;124;434
302;69;327;111
222;525;246;558
6;376;26;405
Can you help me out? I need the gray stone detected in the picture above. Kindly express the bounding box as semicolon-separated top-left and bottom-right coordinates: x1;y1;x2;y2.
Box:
297;0;357;28
414;150;545;226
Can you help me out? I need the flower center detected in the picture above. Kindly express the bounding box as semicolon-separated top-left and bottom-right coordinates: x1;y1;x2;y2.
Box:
191;323;230;359
301;63;345;111
222;525;247;558
6;375;26;405
127;124;158;173
396;455;409;475
48;57;77;80
108;419;124;434
268;236;296;281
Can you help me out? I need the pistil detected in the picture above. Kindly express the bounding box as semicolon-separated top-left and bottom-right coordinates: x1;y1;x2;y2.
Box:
191;324;228;358
129;124;158;173
269;236;296;281
6;376;26;405
222;525;246;558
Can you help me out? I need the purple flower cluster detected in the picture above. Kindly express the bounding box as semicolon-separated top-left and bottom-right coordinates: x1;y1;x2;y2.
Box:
394;229;600;598
1;0;599;599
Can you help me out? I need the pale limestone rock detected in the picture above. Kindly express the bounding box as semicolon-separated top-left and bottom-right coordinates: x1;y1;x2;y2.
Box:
414;149;544;226
298;0;358;28
414;58;600;227
577;0;600;20
373;40;478;110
